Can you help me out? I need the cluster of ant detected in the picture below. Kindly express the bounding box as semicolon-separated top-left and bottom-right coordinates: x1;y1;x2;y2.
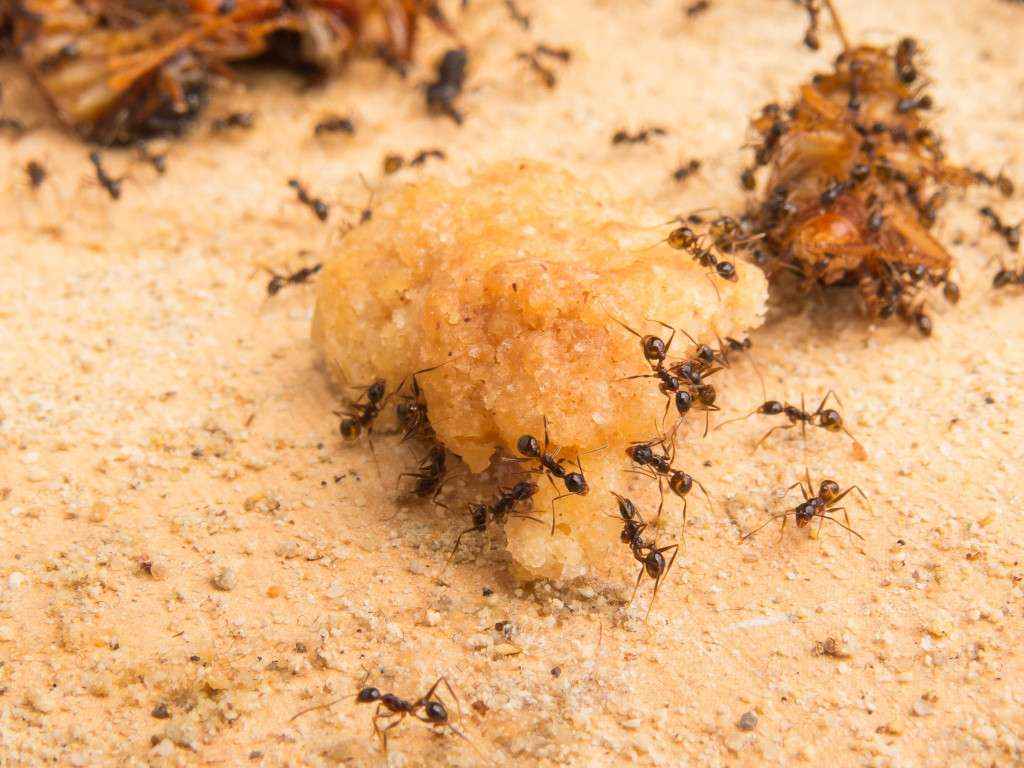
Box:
727;1;1020;334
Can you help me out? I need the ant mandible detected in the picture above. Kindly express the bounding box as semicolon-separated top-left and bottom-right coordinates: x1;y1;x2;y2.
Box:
742;466;869;542
610;492;679;620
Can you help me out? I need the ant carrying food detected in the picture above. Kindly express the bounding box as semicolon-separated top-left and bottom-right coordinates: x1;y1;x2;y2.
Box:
26;160;46;188
980;206;1020;251
314;115;355;136
426;48;468;125
612;126;667;145
88;151;122;200
446;481;542;566
288;178;329;222
717;391;862;451
512;417;593;532
335;379;387;441
290;675;470;753
609;492;679;620
742;467;868;542
624;429;713;540
211;111;255;132
266;262;322;296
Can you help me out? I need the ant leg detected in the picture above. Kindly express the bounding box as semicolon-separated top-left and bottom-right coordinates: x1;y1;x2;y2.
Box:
549;493;572;533
781;480;805;502
714;409;758;431
814;389;843;415
646;544;679;621
822;509;863;540
679;495;687;547
777;511;788;542
629;563;646;605
444;524;484;570
694;477;714;519
754;423;793;450
804;465;813;500
654;478;666;528
830;484;871;511
741;511;790;541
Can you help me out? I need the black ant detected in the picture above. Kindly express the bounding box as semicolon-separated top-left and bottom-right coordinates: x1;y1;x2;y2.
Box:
672;159;701;183
664;224;738;281
410;149;446;166
290;675;470;753
718;391;861;450
134;142;166;174
211;111;255;132
393;365;444;442
266;262;322;296
993;266;1024;289
400;444;449;507
517;45;571;89
971;169;1014;198
685;0;711;17
26;160;46;188
624;430;713;539
513;417;592;532
504;0;530;29
288;178;329;222
426;48;468;125
612;126;667;145
610;492;678;620
894;37;920;84
88;151;122;200
446;481;542;565
314;115;355;136
335;379;387;441
742;467;868;542
980;206;1020;251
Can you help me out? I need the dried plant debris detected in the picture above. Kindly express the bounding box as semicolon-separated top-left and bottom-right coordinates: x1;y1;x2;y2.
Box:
738;4;1012;335
3;0;449;144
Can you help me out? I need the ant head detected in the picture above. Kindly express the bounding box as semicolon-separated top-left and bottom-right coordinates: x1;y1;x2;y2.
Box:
716;261;737;281
339;419;360;440
818;409;843;431
516;434;540;457
357;686;381;703
641;335;667;364
512;481;539;500
627;443;653;465
819;479;841;502
424;700;448;724
675;390;693;414
368;379;386;402
668;471;692;497
611;491;636;521
564;472;587;495
644;550;667;579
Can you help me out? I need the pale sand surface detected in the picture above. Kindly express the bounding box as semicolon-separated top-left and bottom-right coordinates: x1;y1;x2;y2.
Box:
0;1;1022;766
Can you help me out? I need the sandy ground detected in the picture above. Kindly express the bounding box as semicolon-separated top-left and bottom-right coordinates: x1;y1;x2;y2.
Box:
1;0;1023;766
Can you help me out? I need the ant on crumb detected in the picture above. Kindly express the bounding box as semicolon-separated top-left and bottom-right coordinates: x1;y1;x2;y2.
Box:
512;417;595;532
446;481;543;567
663;223;738;282
717;391;862;451
391;364;444;442
399;444;449;508
610;492;678;620
290;675;470;753
742;467;868;542
625;429;713;540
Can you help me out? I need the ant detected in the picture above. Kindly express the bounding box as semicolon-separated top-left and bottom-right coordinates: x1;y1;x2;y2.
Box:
410;148;446;166
517;45;571;89
504;0;530;29
624;429;713;539
664;224;738;281
446;481;542;565
393;365;443;442
685;0;711;17
895;37;920;84
672;159;701;183
971;169;1014;198
211;111;255;132
288;178;329;222
314;115;355;136
400;444;449;507
742;467;868;542
513;417;592;532
266;262;322;296
88;151;122;200
26;160;46;188
980;206;1020;251
426;48;468;125
612;126;667;145
993;266;1024;289
335;379;387;441
718;391;861;451
291;675;470;753
610;492;678;620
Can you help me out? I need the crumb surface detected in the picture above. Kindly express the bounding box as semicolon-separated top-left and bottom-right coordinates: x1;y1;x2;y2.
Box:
1;1;1023;766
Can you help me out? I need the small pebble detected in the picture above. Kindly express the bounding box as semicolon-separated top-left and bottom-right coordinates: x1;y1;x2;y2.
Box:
151;703;170;719
212;567;237;591
738;711;758;731
912;698;933;717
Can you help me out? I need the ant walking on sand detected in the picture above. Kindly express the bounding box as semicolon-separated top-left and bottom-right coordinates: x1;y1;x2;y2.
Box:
513;417;593;532
288;178;329;221
266;262;322;296
290;675;470;753
426;48;468;124
612;126;667;145
610;492;679;620
314;115;355;137
717;391;861;451
89;151;122;200
446;481;543;566
980;206;1021;251
742;466;868;542
625;429;713;539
